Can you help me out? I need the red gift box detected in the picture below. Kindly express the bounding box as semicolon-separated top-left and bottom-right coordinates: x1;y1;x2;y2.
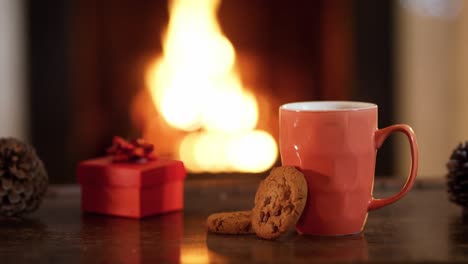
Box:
77;157;186;218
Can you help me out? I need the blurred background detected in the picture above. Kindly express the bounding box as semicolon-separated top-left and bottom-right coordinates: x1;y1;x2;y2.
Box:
0;0;466;183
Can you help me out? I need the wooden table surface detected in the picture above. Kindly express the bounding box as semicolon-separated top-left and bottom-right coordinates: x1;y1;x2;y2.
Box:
0;177;467;263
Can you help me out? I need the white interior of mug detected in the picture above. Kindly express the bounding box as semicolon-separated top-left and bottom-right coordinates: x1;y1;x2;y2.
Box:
280;101;377;111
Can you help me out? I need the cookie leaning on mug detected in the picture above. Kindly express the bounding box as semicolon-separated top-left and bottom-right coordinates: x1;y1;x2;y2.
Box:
252;166;308;239
205;166;307;239
206;211;254;235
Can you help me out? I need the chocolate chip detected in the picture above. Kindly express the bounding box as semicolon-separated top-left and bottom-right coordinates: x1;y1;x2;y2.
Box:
273;206;282;216
283;205;294;214
260;211;265;222
264;197;271;206
216;219;224;230
283;191;291;200
271;224;279;233
263;212;270;223
244;223;252;232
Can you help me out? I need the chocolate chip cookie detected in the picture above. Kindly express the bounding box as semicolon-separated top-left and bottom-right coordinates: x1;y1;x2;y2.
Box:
206;211;254;235
252;166;307;239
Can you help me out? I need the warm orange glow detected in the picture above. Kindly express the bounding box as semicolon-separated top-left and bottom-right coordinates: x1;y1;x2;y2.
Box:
179;131;278;173
146;0;278;173
227;130;278;172
180;249;211;264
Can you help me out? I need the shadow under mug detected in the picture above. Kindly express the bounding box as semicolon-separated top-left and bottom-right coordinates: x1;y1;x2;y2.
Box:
279;101;418;236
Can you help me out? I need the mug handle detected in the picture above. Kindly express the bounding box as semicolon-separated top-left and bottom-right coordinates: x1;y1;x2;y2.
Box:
368;124;419;211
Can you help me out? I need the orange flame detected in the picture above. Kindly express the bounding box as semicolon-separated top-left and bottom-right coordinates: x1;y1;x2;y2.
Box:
146;0;277;172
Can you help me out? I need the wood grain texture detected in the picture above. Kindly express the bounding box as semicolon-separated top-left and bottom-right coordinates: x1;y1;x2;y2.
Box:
0;178;465;263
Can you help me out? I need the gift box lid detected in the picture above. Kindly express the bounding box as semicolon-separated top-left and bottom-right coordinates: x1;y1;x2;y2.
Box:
77;157;186;188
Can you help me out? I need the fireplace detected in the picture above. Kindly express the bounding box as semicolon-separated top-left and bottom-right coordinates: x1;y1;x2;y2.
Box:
27;0;395;181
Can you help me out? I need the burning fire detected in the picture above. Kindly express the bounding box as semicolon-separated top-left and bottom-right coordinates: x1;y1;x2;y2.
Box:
145;0;277;173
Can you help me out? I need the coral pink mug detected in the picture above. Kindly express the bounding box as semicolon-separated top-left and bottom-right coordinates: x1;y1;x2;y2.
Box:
279;101;418;236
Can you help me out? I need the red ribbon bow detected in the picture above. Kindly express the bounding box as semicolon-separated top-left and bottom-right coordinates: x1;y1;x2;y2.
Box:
107;136;156;163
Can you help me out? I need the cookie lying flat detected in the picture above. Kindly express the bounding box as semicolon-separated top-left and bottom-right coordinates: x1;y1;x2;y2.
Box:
252;166;307;239
206;211;254;235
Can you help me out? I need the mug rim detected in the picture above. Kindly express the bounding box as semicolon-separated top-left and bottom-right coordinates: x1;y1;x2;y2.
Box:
280;101;377;112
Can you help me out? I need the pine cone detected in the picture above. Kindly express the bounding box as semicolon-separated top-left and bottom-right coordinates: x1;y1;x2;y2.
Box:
447;141;468;207
0;138;48;216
